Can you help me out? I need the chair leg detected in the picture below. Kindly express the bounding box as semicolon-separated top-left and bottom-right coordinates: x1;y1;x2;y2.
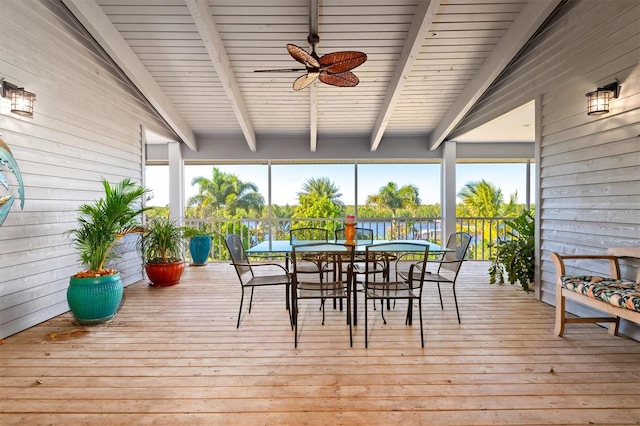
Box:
437;282;444;310
285;284;290;311
237;287;245;328
418;297;424;348
289;311;294;330
364;293;369;348
248;287;255;313
294;296;298;347
452;285;461;324
405;301;411;325
405;299;413;325
347;295;352;347
287;285;294;330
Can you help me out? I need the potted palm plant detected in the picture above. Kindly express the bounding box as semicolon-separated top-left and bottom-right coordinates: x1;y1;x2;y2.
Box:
141;218;185;286
67;178;150;324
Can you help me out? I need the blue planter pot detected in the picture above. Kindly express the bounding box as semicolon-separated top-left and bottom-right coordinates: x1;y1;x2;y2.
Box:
67;273;124;325
189;235;212;265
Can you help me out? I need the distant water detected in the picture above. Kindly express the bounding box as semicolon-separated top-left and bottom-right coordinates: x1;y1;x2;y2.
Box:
247;219;440;243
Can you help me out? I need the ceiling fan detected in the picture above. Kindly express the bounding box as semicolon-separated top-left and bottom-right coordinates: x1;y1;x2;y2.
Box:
254;1;367;91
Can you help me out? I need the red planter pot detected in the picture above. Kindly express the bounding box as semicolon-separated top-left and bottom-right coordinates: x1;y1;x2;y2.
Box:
145;261;185;287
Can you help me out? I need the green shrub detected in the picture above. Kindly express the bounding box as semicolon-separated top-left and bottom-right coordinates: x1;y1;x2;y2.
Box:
488;210;535;292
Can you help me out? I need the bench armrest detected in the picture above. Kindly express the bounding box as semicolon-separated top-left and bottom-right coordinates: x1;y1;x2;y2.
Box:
550;252;621;279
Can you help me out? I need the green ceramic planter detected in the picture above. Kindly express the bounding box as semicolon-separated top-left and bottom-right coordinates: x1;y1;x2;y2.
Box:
67;273;124;325
189;235;212;265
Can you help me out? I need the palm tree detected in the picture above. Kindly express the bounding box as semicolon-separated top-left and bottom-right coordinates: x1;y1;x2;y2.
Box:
366;182;420;217
366;182;420;238
457;179;517;217
458;179;519;256
298;177;343;208
188;167;264;217
268;204;295;240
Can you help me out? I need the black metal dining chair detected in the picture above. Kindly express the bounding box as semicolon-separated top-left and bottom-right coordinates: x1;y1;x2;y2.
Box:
398;232;471;324
334;227;387;323
334;226;382;279
334;227;374;245
224;234;292;328
289;226;334;280
363;241;430;348
290;242;355;347
290;226;329;243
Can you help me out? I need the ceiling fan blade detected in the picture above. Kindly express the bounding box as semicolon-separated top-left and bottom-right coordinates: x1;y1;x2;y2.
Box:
287;44;320;69
319;71;360;88
254;68;306;73
293;71;320;91
319;51;367;74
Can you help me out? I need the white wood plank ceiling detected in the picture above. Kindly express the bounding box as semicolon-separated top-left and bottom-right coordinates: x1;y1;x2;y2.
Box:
63;0;560;155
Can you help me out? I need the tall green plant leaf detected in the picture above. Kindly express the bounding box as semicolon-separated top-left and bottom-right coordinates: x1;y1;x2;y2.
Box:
68;178;150;273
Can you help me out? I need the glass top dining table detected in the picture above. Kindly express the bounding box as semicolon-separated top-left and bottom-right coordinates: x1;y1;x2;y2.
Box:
245;239;451;255
246;239;453;327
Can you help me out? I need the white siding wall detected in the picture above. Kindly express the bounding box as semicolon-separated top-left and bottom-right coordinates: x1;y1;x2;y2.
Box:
455;1;640;339
0;0;176;338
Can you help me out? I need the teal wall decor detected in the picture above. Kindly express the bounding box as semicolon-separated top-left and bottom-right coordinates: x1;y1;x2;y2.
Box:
0;137;25;226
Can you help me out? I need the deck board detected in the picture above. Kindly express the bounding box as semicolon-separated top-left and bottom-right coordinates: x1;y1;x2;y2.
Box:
1;261;640;425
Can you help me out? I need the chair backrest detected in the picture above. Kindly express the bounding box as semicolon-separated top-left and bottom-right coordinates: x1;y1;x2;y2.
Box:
334;227;374;244
439;232;472;275
224;234;253;279
291;242;354;285
366;241;429;290
290;227;329;243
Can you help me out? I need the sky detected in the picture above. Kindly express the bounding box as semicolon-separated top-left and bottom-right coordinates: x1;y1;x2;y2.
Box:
145;163;534;208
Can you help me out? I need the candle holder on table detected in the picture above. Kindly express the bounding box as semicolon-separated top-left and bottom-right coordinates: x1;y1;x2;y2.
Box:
345;215;356;246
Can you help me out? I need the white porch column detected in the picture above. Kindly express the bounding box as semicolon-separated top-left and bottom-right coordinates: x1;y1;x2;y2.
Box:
525;159;531;210
354;161;359;218
441;141;457;245
167;142;184;222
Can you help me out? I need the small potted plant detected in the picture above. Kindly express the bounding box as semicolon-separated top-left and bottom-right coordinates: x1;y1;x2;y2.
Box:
140;218;185;286
488;210;535;292
66;178;150;324
182;224;214;266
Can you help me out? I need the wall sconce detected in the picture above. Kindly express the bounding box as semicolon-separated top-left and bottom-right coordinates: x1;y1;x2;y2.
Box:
1;79;36;117
585;81;620;116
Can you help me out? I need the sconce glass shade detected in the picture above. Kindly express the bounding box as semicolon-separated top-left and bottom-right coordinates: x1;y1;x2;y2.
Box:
586;89;612;115
585;81;620;116
1;80;36;117
8;88;36;117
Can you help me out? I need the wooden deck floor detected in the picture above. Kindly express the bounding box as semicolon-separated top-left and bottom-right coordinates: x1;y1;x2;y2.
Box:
1;261;640;425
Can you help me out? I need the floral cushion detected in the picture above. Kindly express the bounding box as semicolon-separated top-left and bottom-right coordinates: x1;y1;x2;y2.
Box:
561;275;640;312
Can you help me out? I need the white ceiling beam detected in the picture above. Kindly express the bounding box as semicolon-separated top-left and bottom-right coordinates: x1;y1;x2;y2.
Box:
62;0;197;152
427;0;561;151
370;0;441;151
186;0;257;152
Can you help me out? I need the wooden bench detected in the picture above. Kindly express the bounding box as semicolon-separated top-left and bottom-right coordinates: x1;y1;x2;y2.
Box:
551;247;640;336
